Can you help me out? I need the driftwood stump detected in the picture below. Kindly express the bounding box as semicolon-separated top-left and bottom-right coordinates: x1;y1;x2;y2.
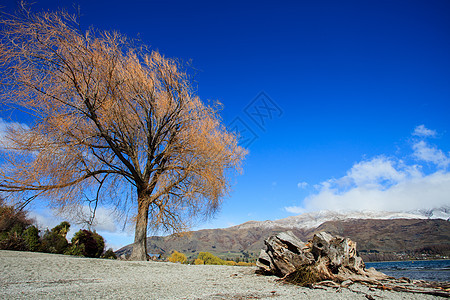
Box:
257;231;387;284
257;231;450;297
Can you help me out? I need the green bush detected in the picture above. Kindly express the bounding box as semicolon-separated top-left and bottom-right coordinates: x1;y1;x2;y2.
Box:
41;228;69;254
0;199;34;251
101;248;117;259
40;221;74;254
0;199;32;234
23;226;40;252
0;231;27;250
71;229;105;258
92;231;105;257
64;244;85;256
52;221;70;238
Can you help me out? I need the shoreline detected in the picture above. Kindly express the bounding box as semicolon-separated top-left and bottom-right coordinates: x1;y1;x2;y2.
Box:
366;258;450;263
1;250;447;299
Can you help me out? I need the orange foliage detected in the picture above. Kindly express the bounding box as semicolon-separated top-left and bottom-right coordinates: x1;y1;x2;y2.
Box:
0;8;247;260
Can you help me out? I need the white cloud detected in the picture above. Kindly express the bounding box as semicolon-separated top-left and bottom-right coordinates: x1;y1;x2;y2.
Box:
29;206;130;250
87;207;118;232
0;117;29;148
30;205;118;233
28;210;61;231
97;231;134;251
286;126;450;214
297;182;308;189
299;172;450;212
285;206;306;214
59;205;118;233
339;156;417;189
413;140;450;168
413;124;436;137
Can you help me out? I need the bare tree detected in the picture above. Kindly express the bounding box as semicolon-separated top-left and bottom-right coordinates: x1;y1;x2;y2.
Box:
0;9;246;260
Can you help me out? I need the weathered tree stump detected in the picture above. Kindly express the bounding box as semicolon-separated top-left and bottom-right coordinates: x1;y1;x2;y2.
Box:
258;231;450;297
257;231;388;284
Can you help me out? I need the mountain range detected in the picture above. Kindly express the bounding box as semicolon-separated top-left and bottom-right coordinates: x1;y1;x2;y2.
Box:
116;208;450;262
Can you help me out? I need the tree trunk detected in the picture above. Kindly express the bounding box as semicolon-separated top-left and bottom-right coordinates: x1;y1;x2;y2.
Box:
129;197;149;261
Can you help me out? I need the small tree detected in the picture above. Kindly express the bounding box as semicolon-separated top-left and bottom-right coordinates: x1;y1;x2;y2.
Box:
40;221;70;254
224;260;237;266
197;252;225;265
0;198;34;250
0;198;32;234
168;250;187;264
102;248;117;259
23;225;40;251
41;229;68;254
69;229;105;258
52;221;71;238
0;8;246;260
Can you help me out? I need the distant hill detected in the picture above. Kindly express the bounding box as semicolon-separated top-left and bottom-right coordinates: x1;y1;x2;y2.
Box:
231;208;450;231
314;218;450;261
116;209;450;262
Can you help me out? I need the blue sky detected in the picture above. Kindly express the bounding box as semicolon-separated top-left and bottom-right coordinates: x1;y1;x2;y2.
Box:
1;0;449;250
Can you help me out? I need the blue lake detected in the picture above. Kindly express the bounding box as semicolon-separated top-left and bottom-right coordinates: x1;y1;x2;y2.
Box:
365;260;450;282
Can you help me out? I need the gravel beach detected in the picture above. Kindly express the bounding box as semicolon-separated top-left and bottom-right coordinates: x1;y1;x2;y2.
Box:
0;250;444;299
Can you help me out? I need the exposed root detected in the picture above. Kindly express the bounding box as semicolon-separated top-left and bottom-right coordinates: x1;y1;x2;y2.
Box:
281;265;322;287
280;274;450;298
308;278;450;298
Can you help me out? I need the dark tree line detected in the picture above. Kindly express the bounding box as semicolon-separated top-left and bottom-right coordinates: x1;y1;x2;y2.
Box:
0;199;115;259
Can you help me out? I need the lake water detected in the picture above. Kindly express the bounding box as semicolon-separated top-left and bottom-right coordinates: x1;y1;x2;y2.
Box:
365;260;450;282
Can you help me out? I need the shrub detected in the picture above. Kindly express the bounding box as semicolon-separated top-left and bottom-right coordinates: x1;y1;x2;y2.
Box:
193;252;255;266
0;199;32;234
224;260;237;266
168;250;187;264
0;198;34;250
52;221;70;238
41;228;68;254
23;226;40;252
92;231;105;257
102;248;117;259
0;198;39;251
236;261;255;266
64;243;85;256
40;221;75;254
70;229;105;258
0;231;27;250
197;252;225;265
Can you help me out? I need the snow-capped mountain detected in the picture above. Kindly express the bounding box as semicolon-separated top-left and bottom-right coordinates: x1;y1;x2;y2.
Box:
232;207;450;231
117;207;450;261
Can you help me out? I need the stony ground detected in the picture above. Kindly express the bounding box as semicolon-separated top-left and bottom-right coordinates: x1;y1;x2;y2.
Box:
0;250;445;299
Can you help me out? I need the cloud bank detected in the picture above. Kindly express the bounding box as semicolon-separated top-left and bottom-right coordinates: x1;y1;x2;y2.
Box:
29;206;118;233
28;206;131;250
0;117;30;149
286;125;450;214
413;124;437;137
297;182;308;189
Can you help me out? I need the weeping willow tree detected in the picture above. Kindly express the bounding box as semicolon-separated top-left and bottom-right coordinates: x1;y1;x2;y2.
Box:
0;9;246;260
